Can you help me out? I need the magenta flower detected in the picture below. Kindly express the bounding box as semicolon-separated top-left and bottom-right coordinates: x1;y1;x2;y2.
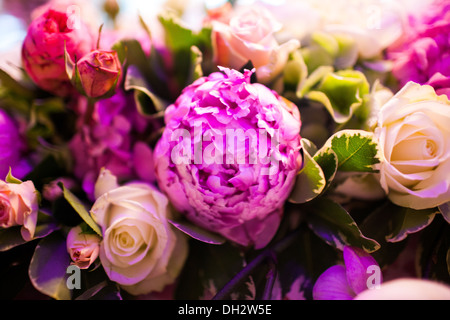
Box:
0;110;30;180
387;0;450;97
69;91;155;199
153;67;302;249
313;246;382;300
22;7;95;96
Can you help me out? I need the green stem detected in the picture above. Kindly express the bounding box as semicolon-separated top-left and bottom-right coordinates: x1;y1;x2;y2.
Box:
212;229;301;300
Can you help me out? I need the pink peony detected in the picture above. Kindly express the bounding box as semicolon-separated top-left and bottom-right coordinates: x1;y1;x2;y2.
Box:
387;0;450;97
153;67;302;249
21;7;96;96
69;91;155;200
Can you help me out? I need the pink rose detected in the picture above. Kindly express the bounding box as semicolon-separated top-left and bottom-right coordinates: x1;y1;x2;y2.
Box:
75;50;122;99
0;180;39;241
66;224;101;269
208;5;299;84
21;7;95;96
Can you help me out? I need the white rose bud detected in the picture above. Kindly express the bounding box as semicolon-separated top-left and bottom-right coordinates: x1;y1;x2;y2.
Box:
90;169;188;295
374;82;450;209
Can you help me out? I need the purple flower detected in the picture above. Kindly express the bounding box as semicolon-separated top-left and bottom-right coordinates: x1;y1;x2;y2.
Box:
153;67;302;249
387;1;450;97
69;91;155;199
0;110;30;179
312;246;382;300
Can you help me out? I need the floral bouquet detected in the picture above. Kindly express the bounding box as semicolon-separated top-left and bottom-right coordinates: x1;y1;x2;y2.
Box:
0;0;449;301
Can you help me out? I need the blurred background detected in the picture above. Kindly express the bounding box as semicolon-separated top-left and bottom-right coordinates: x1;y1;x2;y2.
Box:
0;0;432;76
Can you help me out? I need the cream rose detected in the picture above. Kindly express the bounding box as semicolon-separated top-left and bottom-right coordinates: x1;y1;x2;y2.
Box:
90;169;188;295
355;278;450;300
0;180;38;241
66;225;101;269
374;82;450;209
209;5;300;84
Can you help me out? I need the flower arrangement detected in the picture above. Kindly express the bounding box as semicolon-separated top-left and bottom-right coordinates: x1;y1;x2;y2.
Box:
0;0;449;301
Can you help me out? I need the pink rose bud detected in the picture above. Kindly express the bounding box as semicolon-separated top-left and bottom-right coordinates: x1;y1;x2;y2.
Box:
42;177;76;201
0;180;39;241
75;50;122;99
21;8;96;96
66;225;101;269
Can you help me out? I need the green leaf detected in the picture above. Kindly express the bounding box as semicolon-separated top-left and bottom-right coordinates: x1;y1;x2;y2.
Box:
29;231;72;300
0;68;35;99
438;202;450;224
0;212;59;252
359;201;409;268
320;129;380;172
289;139;326;204
188;45;204;84
283;50;308;94
24;153;68;191
158;11;212;52
297;65;334;97
59;183;102;237
169;218;226;245
112;39;171;100
313;149;338;188
175;240;245;299
303;197;380;252
158;11;212;91
306;70;370;123
416;217;450;282
74;280;122;300
124;65;168;116
5;167;22;184
385;205;437;243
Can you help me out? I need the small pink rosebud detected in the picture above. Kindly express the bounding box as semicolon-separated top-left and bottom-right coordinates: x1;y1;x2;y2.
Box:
42;177;76;201
66;225;101;269
75;49;121;99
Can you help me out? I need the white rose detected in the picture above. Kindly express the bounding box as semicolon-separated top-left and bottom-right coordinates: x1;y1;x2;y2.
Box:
90;169;188;295
355;278;450;300
257;0;405;59
374;82;450;210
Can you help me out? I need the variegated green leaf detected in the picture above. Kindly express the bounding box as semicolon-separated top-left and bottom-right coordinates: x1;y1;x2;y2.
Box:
386;206;438;243
320;130;380;173
304;197;380;253
289;139;326;204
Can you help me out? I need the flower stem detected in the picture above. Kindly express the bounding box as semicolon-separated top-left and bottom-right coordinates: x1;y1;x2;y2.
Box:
212;229;300;300
84;99;96;125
